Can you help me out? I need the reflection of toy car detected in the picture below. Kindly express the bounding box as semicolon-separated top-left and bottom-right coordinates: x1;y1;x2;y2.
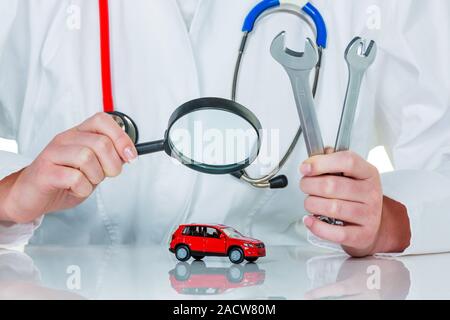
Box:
169;261;266;295
169;224;266;264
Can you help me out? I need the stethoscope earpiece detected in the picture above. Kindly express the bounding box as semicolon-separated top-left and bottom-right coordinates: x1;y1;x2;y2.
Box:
108;111;139;145
268;175;288;189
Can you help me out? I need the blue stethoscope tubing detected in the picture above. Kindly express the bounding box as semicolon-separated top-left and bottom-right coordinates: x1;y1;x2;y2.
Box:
242;0;327;48
231;0;328;189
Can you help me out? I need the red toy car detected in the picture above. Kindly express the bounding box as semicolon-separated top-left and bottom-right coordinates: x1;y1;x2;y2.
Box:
169;224;266;264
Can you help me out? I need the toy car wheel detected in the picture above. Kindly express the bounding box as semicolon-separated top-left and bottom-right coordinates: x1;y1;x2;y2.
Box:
192;255;205;261
175;245;191;262
227;265;244;283
228;247;245;264
245;257;258;263
174;262;191;281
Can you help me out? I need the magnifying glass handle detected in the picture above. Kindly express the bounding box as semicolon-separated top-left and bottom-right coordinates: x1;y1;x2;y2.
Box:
135;140;165;156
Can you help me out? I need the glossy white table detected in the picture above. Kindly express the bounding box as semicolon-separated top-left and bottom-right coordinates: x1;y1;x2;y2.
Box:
1;244;449;300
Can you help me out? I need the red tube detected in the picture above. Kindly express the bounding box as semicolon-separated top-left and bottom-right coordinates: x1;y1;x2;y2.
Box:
98;0;114;112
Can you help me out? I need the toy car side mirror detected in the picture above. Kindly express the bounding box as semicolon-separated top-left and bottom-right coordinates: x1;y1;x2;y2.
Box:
220;233;225;239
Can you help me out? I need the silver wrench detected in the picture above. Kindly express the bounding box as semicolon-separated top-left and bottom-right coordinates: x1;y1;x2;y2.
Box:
271;32;342;225
335;37;377;152
271;31;325;157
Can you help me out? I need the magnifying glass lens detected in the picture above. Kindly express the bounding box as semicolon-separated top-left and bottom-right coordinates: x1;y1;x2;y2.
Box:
118;98;262;175
167;108;260;174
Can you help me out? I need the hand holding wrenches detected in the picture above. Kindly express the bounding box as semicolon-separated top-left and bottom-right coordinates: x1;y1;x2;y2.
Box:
271;32;377;226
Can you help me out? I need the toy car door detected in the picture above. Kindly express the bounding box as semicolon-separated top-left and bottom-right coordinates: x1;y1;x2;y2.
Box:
182;226;207;253
205;227;227;255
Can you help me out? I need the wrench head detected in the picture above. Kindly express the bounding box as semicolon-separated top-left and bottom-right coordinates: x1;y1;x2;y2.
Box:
345;37;377;70
270;31;318;71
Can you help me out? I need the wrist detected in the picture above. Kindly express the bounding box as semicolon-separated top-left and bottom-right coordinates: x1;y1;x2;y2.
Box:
373;196;411;254
0;171;22;223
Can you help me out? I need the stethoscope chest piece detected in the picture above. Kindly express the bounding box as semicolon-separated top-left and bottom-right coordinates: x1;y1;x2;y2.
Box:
108;111;139;144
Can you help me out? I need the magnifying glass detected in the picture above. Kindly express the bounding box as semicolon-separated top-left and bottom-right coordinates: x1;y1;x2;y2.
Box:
109;97;262;175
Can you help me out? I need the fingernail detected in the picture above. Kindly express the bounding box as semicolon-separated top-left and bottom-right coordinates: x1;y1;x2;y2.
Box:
303;215;313;228
124;147;138;163
300;163;312;176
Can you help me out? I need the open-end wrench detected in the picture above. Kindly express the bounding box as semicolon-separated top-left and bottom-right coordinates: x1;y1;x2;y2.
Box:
271;32;343;225
271;31;325;157
335;37;377;152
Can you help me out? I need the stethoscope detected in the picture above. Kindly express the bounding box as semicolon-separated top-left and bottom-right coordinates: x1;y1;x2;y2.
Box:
99;0;327;189
231;0;327;188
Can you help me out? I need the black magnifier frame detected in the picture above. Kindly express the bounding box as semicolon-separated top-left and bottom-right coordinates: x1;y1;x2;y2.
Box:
114;97;263;175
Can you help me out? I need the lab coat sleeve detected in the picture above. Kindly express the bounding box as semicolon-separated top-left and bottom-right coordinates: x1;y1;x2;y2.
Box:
0;152;36;250
0;0;39;249
376;0;450;256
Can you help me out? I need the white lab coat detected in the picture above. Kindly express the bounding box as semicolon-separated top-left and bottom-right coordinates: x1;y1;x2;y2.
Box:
0;0;449;254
